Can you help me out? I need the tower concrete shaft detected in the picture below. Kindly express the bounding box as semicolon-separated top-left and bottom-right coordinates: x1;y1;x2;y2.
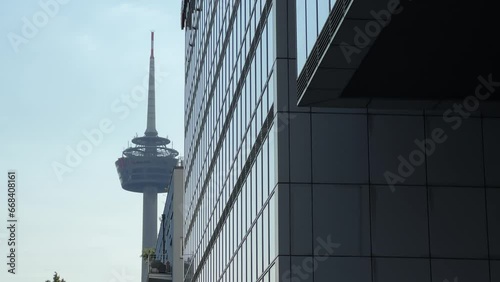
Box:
115;31;179;282
142;187;157;282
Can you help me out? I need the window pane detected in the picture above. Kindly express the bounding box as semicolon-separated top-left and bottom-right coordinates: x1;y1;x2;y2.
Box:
269;192;277;260
252;164;257;220
306;0;317;55
296;0;307;72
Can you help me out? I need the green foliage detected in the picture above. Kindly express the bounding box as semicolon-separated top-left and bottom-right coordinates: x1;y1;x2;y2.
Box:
45;271;66;282
141;248;156;263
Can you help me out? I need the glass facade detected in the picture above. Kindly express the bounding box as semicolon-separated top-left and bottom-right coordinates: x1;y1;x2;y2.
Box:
156;188;174;265
155;166;184;281
296;0;336;73
183;1;278;281
183;1;500;282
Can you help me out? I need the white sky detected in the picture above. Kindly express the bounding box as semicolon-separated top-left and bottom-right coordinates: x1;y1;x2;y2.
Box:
0;1;185;281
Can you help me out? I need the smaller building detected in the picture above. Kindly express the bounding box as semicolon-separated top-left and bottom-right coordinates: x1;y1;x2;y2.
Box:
149;162;184;282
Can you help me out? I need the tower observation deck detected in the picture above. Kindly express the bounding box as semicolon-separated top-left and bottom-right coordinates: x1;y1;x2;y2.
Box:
115;32;179;282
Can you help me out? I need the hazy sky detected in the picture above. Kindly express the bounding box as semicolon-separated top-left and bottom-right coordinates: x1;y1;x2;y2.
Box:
0;1;184;281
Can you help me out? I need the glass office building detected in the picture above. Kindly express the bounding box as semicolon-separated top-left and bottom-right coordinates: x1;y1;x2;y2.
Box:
154;165;184;282
182;0;500;281
293;0;500;281
182;0;278;281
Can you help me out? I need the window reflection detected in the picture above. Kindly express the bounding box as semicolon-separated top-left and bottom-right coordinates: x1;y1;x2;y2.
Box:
296;0;335;74
269;192;277;261
269;123;276;188
184;1;280;280
306;0;317;56
296;0;307;72
257;149;263;212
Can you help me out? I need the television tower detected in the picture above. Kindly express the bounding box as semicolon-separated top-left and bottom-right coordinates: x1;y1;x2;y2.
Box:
115;32;179;282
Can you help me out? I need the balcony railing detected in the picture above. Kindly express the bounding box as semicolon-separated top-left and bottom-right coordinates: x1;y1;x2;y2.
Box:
146;255;173;282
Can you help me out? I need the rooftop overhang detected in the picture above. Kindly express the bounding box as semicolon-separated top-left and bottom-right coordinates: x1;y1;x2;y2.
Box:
297;0;500;109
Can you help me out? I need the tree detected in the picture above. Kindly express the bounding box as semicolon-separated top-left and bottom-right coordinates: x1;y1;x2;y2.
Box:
45;271;66;282
141;248;156;263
